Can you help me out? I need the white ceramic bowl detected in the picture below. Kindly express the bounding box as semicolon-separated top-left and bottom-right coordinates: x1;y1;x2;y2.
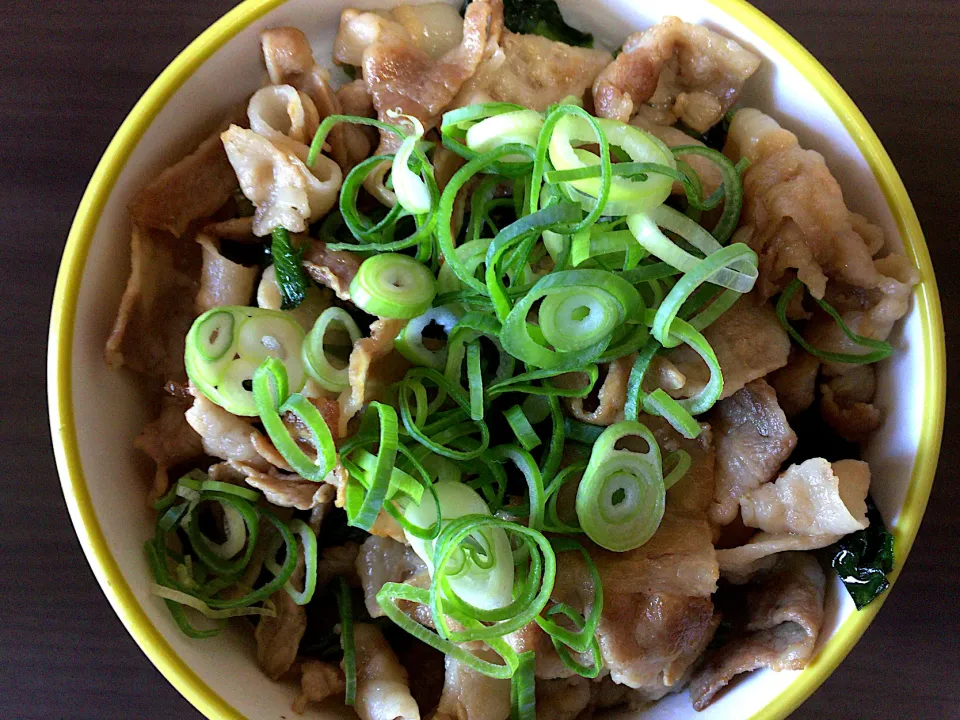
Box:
49;0;945;718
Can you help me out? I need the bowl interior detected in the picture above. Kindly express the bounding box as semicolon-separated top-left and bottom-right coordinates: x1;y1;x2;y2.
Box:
51;0;941;718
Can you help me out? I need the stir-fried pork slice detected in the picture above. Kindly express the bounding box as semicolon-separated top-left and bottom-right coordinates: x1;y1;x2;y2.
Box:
740;458;870;536
128;108;243;236
716;531;841;584
261;27;373;172
195;234;258;312
221;125;341;236
709;379;797;527
292;660;345;714
337;318;411;435
231;461;335;511
767;348;820;417
690;553;825;710
452;30;612;111
433;653;511;720
556;353;634;425
335;3;466;66
302;240;362;301
597;591;719;693
340;0;500;155
105;225;201;379
134;394;204;500
184;385;269;470
535;677;591;720
643;415;715;522
356;536;427;618
820;366;882;441
662;295;791;401
317;542;362;589
588;509;719;598
353;622;421;720
256;552;308;680
593;17;759;130
726;109;919;305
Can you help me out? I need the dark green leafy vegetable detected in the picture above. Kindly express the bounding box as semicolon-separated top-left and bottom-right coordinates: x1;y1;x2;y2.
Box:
828;497;894;609
270;228;307;310
502;0;593;47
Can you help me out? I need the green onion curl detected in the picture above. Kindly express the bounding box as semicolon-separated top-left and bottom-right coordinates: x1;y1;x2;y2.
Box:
337;577;357;705
252;358;336;481
776;278;894;364
575;421;665;552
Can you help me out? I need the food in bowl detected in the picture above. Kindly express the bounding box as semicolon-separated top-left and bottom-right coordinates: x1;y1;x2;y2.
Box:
104;0;918;716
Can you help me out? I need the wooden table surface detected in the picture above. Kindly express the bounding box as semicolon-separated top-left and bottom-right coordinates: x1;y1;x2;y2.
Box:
3;0;956;717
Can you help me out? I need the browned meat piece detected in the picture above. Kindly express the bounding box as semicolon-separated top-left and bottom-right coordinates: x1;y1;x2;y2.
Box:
344;0;501;153
134;393;203;500
663;295;791;401
220;125;341;236
645;415;715;522
105;225;201;379
335;3;467;66
716;531;841;584
302;240;362;301
726;109;919;305
184;385;269;469
232;461;335;511
195;234;258;313
820;366;883;441
261;27;373;173
355;536;427;617
128;109;243;236
690;553;825;709
557;353;634;425
588;509;719;599
597;591;718;693
337;318;411;436
292;661;345;714
317;542;362;589
739;458;870;536
453;31;612;111
433;652;511;720
767;348;820;417
592;17;759;130
709;379;797;527
353;623;420;720
535;677;591;720
256;554;307;680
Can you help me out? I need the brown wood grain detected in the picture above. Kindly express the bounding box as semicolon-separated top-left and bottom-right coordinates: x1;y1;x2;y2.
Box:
1;0;956;717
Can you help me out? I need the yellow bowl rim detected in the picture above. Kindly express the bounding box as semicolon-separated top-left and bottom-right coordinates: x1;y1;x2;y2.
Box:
47;0;946;718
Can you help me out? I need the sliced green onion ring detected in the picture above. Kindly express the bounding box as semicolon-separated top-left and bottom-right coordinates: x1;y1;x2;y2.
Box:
394;305;462;370
349;253;437;319
575;421;665;552
302;307;361;392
